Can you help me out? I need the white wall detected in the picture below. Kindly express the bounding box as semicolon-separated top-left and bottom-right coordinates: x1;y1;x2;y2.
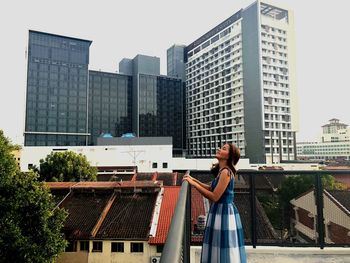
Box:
172;157;251;171
20;145;173;173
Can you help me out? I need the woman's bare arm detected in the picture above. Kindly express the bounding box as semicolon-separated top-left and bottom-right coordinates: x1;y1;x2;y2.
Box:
183;170;230;202
191;177;211;190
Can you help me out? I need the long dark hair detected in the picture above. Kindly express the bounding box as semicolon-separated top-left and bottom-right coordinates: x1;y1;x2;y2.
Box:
211;143;240;177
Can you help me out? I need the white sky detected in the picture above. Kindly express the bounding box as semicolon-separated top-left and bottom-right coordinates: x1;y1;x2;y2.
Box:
1;0;349;145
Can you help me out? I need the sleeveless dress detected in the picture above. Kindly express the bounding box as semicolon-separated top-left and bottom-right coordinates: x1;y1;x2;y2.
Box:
201;168;247;263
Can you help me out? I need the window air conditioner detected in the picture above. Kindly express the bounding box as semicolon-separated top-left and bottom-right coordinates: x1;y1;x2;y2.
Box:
151;256;161;263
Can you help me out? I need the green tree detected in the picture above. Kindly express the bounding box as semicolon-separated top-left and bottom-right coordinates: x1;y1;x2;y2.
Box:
39;151;97;182
0;130;68;263
0;130;17;178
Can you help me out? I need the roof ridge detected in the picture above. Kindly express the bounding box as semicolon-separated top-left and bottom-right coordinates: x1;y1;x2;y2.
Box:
90;192;117;237
324;190;350;216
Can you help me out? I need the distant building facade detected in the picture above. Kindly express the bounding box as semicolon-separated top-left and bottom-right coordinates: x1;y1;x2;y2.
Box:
119;55;185;153
24;31;185;151
167;44;186;81
180;1;298;163
88;71;132;145
25;30;92;146
297;119;350;161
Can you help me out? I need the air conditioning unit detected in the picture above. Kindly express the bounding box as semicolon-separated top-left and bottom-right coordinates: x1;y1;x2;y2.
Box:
150;256;161;263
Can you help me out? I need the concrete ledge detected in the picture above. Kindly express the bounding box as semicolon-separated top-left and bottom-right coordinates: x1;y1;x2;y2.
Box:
190;246;350;263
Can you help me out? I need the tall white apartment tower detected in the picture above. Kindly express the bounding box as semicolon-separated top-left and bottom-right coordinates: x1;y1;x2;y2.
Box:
184;1;298;163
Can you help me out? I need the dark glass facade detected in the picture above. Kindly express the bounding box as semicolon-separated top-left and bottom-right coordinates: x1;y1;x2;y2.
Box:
24;30;91;146
24;31;186;150
138;74;184;151
88;71;132;145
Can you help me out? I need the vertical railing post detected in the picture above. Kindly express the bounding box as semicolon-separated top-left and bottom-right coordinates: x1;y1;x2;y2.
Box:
314;173;325;249
249;172;257;248
183;182;191;263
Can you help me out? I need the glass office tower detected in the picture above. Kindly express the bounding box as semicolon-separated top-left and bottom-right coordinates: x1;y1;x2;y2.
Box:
138;74;184;152
167;44;186;82
25;30;92;146
88;71;132;145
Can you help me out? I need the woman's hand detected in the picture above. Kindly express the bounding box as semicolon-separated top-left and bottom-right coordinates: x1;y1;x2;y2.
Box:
182;174;195;185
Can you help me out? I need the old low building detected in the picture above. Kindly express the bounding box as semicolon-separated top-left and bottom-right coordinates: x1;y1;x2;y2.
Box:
49;172;278;263
290;189;350;244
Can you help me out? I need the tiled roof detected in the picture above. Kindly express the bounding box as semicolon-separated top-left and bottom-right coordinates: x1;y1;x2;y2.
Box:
324;166;350;170
63;192;111;239
176;173;185;185
190;171;214;184
327;190;350;214
191;187;206;244
241;174;284;191
46;181;161;189
156;173;176;186
137;173;154;181
48;182;162;240
95;193;158;239
235;193;278;241
49;188;71;206
97;174;135;182
149;186;277;245
334;175;350;189
149;187;180;244
48;181;277;243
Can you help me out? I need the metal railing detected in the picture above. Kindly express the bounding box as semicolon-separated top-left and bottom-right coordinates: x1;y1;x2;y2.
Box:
239;170;350;249
161;170;350;262
160;171;191;263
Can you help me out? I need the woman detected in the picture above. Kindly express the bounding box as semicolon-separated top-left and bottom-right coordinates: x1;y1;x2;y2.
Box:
183;143;246;263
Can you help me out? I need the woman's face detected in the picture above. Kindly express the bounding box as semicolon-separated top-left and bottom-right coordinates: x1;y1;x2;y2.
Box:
216;144;230;161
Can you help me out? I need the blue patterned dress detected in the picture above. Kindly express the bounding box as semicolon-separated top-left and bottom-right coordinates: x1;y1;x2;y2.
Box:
201;168;247;263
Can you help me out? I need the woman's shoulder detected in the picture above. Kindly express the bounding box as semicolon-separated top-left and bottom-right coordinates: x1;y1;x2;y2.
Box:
218;167;233;176
219;166;233;173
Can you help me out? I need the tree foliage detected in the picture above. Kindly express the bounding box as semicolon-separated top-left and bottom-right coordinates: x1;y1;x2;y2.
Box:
38;151;97;182
0;130;17;178
0;130;67;263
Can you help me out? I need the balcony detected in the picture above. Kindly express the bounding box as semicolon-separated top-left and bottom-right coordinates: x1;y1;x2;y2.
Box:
160;170;350;263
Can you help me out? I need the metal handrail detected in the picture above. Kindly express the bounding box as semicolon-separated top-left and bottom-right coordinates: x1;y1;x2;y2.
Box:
160;171;191;263
160;170;350;261
238;170;350;249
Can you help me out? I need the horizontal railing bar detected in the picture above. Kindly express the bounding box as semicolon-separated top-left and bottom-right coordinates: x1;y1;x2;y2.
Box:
238;170;350;175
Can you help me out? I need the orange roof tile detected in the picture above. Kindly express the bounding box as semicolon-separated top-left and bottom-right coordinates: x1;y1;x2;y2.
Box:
149;186;180;244
149;186;207;245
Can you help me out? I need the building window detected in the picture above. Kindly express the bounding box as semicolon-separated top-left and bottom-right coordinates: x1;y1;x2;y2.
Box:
80;241;89;252
92;241;103;252
130;242;144;253
111;242;124;253
152;162;157;168
156;245;164;253
162;162;168;168
65;240;77;252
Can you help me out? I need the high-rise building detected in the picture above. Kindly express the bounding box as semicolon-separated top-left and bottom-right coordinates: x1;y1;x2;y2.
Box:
119;55;185;153
167;44;186;82
88;71;132;145
25;31;185;151
138;74;184;152
25;30;92;146
183;1;298;163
